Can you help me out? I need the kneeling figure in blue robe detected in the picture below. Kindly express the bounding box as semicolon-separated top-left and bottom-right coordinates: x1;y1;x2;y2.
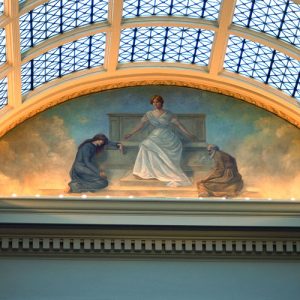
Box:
68;133;123;193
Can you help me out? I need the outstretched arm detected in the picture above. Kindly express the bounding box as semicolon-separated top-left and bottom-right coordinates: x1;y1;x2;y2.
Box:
106;140;125;154
124;118;148;140
171;117;197;141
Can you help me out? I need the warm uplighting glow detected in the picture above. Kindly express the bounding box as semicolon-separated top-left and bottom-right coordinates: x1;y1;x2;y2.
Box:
244;197;250;200
58;194;64;198
81;194;87;199
35;194;40;198
11;193;17;197
105;195;111;198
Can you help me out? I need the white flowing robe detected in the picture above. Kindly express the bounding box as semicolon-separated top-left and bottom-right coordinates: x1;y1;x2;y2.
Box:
133;110;191;186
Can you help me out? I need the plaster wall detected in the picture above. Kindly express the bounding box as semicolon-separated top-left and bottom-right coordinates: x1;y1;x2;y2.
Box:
1;258;299;300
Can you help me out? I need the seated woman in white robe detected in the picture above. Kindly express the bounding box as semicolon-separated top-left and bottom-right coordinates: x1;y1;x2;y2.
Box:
124;95;196;187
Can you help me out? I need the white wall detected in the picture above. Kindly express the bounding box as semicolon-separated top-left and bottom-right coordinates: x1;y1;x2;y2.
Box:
1;258;299;300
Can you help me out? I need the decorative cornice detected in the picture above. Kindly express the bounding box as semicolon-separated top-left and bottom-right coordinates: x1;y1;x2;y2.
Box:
1;198;300;227
1;235;300;258
1;199;300;258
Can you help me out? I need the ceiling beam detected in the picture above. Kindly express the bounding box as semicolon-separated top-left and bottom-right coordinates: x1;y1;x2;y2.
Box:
4;0;22;108
230;24;300;61
0;15;11;28
21;22;110;64
122;16;218;31
103;0;123;72
19;0;49;16
208;0;237;76
0;63;12;79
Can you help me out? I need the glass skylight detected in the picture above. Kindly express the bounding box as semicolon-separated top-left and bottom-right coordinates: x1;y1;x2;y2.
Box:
0;28;6;65
0;0;298;109
21;33;106;94
233;0;300;48
19;0;109;52
119;27;214;65
0;77;7;109
224;35;300;99
123;0;222;20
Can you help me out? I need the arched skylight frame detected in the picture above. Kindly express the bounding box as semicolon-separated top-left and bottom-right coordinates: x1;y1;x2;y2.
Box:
21;32;106;93
0;0;299;135
15;0;300;101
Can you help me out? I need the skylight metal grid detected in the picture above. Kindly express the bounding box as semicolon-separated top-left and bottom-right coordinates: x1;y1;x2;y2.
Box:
233;0;300;48
122;0;221;20
224;35;300;99
0;28;6;65
0;77;8;109
119;27;214;65
19;0;109;52
0;1;3;15
21;33;106;94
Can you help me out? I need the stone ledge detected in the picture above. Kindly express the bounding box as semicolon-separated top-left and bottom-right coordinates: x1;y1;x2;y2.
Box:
0;198;300;227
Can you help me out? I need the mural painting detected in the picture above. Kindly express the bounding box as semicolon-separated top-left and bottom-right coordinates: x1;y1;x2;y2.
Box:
124;95;196;187
0;86;299;199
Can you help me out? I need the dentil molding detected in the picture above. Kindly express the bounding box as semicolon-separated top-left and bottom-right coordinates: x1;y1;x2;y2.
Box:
1;198;300;258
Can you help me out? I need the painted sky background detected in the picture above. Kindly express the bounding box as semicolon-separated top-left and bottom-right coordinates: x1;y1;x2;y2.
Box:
43;86;264;149
1;86;300;198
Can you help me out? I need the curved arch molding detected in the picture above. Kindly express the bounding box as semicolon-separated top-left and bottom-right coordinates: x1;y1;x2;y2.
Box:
0;69;300;137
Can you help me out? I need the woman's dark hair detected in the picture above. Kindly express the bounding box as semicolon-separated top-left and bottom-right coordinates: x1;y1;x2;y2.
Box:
79;134;108;152
150;95;164;106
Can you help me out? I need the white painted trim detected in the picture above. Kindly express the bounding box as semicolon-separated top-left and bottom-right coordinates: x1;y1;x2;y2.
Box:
0;198;300;258
0;198;300;227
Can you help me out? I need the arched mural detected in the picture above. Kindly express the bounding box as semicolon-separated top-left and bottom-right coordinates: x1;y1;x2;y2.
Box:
0;86;299;199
